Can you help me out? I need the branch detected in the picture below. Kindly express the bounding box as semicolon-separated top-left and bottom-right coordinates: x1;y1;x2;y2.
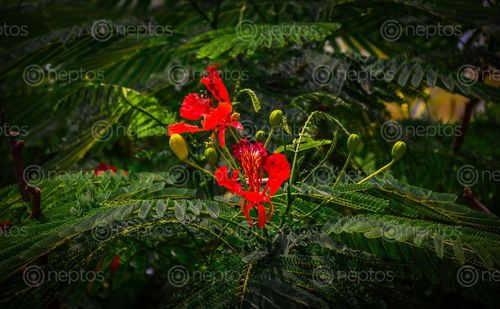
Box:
452;98;479;153
188;0;213;28
463;187;492;214
1;111;42;218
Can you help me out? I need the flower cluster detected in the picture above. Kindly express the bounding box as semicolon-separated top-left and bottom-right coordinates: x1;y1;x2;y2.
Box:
168;66;290;228
216;140;290;228
168;66;243;148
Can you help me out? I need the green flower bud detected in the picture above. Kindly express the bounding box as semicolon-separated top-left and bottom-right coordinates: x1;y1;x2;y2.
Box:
255;130;266;143
204;147;218;165
169;134;189;161
391;141;407;161
347;134;361;153
269;110;283;127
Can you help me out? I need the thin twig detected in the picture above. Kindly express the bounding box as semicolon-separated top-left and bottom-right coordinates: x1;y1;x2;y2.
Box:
463;187;492;214
121;89;166;127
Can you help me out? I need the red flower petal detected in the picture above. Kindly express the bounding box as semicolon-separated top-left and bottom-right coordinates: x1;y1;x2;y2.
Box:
168;122;203;135
257;203;267;229
231;140;268;166
218;129;226;148
215;166;242;194
230;121;244;130
94;163;117;176
180;93;212;120
241;191;266;203
243;202;254;227
202;102;233;130
240;191;272;229
111;255;120;271
264;153;291;195
201;66;230;103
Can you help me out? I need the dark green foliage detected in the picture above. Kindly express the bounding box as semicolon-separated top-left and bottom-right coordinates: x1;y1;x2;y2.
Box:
1;0;499;308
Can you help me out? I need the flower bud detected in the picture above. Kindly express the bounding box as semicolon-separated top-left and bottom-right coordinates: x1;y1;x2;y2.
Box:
231;112;240;121
347;134;361;153
169;134;188;161
269;110;283;127
391;141;406;161
204;147;218;165
255;130;266;143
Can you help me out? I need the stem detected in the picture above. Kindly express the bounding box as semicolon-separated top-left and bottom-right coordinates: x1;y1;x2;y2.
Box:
229;127;240;143
264;127;275;148
453;98;479;153
188;0;213;28
223;146;239;170
289;111;350;186
210;0;222;29
297;201;327;223
27;186;41;219
216;145;237;170
8;134;30;201
357;160;395;184
183;159;214;178
302;132;338;184
332;153;351;189
281;129;293;221
121;89;166;127
463;187;492;214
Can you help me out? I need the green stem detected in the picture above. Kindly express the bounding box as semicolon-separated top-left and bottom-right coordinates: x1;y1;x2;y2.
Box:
223;146;239;170
221;145;247;189
302;132;338;184
216;145;237;170
229;127;240;143
357;160;395;184
184;159;215;178
278;128;294;228
297;201;327;223
290;111;350;186
332;153;352;189
264;127;275;148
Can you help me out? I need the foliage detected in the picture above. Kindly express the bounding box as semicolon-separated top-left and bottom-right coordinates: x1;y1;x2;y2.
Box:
1;0;499;308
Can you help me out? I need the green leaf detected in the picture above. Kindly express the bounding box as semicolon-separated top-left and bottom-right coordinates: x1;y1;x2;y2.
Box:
175;201;186;221
237;89;261;113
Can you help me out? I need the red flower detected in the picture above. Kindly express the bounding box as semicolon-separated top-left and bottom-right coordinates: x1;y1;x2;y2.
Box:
180;93;212;120
0;220;12;234
201;66;230;103
215;166;242;194
94;163;127;176
215;140;290;229
111;255;120;271
168;66;243;148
